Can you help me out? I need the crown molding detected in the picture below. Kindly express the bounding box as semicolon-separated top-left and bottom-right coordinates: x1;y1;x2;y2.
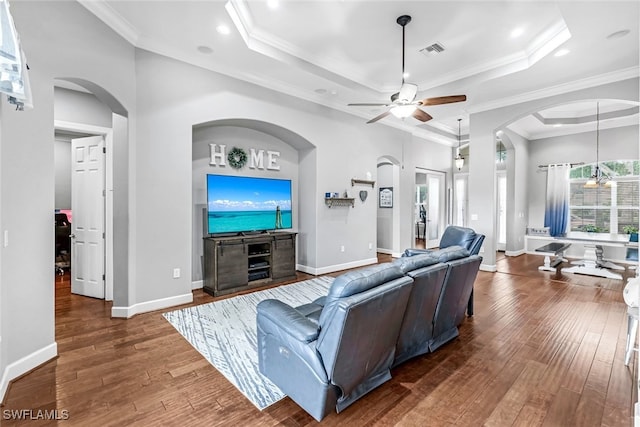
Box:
78;0;140;45
468;67;640;114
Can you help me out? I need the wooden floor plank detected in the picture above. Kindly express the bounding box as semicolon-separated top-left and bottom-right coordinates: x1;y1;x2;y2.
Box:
1;253;635;426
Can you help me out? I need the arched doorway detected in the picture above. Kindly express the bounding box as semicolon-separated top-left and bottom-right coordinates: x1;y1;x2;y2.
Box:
53;78;129;303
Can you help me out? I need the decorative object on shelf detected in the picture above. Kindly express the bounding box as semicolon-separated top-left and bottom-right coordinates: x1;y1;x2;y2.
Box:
351;178;375;187
379;187;393;208
359;190;368;202
584;102;613;188
325;197;355;208
454;118;464;170
227;146;248;169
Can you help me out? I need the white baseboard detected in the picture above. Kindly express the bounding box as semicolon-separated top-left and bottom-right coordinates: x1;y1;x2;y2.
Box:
297;257;378;276
377;248;403;258
505;249;525;257
0;342;57;403
480;263;497;272
192;280;203;290
111;292;193;318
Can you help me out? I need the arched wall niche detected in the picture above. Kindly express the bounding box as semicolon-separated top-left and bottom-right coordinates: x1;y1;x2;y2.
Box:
191;118;317;283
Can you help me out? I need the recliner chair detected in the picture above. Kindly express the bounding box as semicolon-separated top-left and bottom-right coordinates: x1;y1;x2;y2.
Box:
402;225;485;315
404;225;484;257
256;263;414;421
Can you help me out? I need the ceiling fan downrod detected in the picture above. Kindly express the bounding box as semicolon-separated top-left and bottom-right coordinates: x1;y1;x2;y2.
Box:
397;15;411;84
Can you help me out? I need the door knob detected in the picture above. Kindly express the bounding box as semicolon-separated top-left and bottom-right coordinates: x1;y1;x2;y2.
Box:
69;234;76;239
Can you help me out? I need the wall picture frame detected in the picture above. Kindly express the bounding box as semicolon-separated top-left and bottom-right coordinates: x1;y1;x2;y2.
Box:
379;187;393;208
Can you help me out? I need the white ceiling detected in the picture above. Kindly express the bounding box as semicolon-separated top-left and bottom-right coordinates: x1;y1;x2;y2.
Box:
77;0;639;145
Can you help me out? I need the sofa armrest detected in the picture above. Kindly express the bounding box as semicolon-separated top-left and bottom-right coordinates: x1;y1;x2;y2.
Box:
257;299;319;343
403;248;433;257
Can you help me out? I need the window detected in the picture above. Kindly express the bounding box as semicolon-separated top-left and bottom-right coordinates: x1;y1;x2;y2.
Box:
569;160;639;233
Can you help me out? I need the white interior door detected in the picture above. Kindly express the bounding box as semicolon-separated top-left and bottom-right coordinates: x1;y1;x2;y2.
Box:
71;136;105;299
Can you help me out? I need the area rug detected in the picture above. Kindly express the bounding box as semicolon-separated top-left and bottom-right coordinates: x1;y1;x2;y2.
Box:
162;276;334;410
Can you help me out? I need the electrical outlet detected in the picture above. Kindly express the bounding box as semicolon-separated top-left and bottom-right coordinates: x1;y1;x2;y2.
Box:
368;242;373;250
173;268;181;279
340;245;345;253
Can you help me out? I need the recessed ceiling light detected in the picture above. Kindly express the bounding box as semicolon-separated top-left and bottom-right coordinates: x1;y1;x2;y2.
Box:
510;27;524;38
267;0;279;9
216;25;230;35
554;48;570;57
197;45;213;54
314;88;327;94
607;29;630;40
330;89;338;96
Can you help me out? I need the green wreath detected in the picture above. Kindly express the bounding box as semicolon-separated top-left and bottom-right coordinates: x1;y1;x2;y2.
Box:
227;147;248;169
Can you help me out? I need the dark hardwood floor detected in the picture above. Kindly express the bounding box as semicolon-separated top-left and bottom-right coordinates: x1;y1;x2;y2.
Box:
2;251;637;426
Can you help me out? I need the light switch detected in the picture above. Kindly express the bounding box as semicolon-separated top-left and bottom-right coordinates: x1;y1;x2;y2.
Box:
471;214;479;221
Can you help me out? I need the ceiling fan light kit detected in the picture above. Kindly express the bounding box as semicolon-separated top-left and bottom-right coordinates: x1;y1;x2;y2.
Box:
347;15;467;125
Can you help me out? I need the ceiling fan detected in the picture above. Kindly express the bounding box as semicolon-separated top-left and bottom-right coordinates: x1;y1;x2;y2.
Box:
348;15;466;124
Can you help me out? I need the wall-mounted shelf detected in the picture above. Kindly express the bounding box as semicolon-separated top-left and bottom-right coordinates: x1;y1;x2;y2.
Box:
351;178;375;188
325;197;355;208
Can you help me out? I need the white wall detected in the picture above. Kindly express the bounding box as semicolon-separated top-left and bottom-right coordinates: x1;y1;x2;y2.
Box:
191;125;300;283
528;124;639;227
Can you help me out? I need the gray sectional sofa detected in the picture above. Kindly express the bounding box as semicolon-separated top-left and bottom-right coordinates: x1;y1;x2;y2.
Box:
256;227;484;421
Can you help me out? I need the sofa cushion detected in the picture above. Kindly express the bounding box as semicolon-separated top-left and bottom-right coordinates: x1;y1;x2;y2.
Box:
392;253;439;273
430;246;470;262
323;263;404;306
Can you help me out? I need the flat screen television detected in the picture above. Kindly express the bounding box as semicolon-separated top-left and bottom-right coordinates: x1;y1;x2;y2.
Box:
206;174;292;235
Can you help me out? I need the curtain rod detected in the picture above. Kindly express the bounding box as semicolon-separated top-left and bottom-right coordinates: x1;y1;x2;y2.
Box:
538;162;585;169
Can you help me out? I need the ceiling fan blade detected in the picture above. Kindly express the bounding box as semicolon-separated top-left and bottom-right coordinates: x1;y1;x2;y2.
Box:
412;109;433;122
367;110;391;124
348;103;391;107
397;83;418;103
420;95;467;106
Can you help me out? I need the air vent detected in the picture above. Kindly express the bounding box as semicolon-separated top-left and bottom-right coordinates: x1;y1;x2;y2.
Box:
420;42;446;57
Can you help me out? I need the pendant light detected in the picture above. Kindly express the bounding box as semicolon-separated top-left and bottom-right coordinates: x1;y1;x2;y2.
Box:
584;102;612;188
454;118;464;170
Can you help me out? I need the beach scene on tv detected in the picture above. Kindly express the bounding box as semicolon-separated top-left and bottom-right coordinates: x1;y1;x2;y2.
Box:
207;175;292;234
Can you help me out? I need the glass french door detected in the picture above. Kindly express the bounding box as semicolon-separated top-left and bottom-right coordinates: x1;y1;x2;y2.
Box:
416;169;446;248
